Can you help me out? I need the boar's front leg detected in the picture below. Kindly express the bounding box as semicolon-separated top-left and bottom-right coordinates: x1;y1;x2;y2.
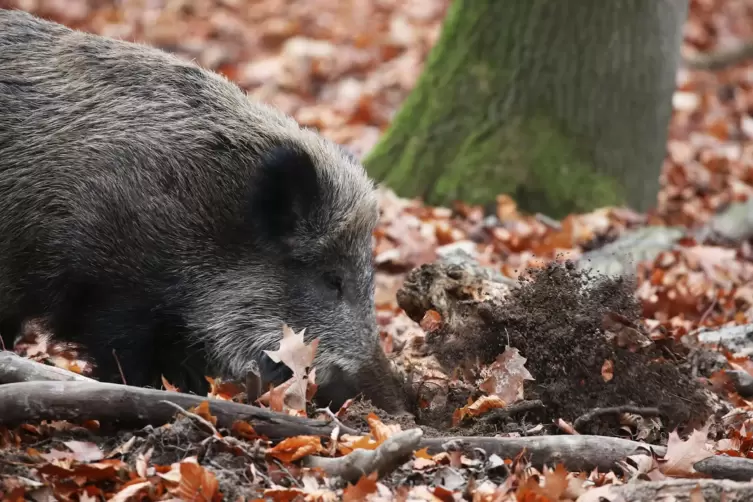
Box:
52;300;160;389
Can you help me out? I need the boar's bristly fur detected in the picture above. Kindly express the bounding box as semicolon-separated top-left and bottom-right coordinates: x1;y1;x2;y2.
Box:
0;8;405;413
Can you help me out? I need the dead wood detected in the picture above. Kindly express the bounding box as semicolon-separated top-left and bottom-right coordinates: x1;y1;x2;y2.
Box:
303;428;423;483
420;435;753;482
0;380;359;440
573;406;661;433
578;478;753;502
684;41;753;71
0;350;97;383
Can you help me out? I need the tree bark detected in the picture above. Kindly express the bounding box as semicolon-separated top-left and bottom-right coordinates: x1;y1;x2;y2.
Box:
364;0;689;218
0;380;359;439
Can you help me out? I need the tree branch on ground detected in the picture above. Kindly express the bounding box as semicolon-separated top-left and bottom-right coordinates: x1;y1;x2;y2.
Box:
684;42;753;71
0;350;96;383
0;380;359;439
303;429;423;483
420;435;753;482
573;406;661;433
580;478;753;502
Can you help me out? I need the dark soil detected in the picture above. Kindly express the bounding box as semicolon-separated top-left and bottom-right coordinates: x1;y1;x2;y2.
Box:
401;261;713;436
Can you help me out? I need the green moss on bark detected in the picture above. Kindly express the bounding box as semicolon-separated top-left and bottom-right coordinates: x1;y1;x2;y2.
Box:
364;0;688;217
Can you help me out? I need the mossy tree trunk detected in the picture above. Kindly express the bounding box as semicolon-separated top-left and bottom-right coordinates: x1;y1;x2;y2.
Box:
364;0;690;218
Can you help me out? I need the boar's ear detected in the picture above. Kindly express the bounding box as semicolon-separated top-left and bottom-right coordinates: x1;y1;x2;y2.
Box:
247;143;322;240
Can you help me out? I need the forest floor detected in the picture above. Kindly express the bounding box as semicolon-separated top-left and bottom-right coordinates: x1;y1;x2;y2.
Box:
3;0;753;501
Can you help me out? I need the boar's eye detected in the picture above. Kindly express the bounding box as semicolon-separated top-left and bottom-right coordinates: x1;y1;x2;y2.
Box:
323;272;343;299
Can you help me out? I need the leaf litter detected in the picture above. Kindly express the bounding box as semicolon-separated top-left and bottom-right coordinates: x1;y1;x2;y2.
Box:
2;0;753;500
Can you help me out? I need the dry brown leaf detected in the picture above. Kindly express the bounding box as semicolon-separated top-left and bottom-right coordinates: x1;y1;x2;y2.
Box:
109;480;151;502
366;412;402;444
231;421;259;440
267;436;325;463
263;324;319;377
659;422;714;477
602;311;653;351
161;375;179;392
690;483;705;502
205;376;244;401
342;472;378;501
173;460;222;502
187;400;218;427
419;309;442;332
337;434;378;455
263;487;307;501
62;441;103;463
478;346;534;404
601;359;614;382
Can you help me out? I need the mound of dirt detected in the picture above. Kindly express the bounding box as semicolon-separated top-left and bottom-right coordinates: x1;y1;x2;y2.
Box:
399;261;713;434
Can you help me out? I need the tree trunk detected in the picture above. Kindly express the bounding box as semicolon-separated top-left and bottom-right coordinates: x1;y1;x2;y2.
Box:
364;0;689;218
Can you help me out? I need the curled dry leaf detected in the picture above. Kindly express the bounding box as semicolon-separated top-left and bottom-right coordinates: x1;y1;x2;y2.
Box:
263;324;319;377
602;311;652;351
109;480;151;502
267;436;325;463
419;309;442;332
161;375;179;392
230;421;259;440
366;412;403;445
62;440;104;463
205;376;244;401
478;346;534;404
452;395;506;426
188;400;218;427
601;359;614;382
337;434;379;455
515;464;571;500
342;472;379;502
174;460;222;502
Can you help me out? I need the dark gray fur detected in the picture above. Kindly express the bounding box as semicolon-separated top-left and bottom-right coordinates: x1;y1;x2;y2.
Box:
0;8;405;412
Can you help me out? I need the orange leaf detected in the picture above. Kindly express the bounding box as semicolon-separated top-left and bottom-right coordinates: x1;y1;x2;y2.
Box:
189;401;218;427
601;359;614;382
206;376;244;401
231;421;259;440
161;375;179;392
175;461;221;502
342;472;378;501
267;436;324;463
419;310;442;332
109;480;151;502
452;395;506;425
366;412;401;444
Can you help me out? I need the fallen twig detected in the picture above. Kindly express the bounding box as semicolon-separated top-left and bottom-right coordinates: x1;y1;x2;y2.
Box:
573;405;661;432
0;350;96;383
0;380;359;440
478;400;545;424
159;399;222;438
303;428;423;483
577;478;753;502
684;41;753;71
315;406;348;440
420;435;753;482
245;366;263;405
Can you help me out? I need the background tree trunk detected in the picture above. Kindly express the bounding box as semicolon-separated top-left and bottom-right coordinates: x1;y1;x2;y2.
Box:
364;0;690;218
